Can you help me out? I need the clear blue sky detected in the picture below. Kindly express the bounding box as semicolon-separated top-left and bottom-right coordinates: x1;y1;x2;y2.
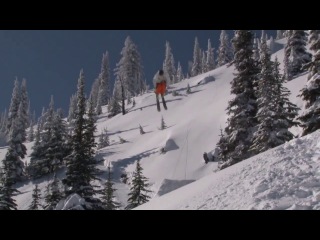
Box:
0;30;276;118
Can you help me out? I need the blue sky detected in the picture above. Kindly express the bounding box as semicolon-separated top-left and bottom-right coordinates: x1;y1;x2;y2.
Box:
0;30;276;118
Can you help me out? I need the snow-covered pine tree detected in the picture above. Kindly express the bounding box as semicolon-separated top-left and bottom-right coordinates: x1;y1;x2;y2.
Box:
44;173;63;210
89;78;100;110
68;94;78;123
28;184;41;210
297;30;320;136
95;90;103;115
252;37;260;62
101;165;120;210
38;107;47;132
273;57;299;137
217;30;233;67
218;30;258;170
5;101;27;181
269;36;275;54
191;37;202;77
283;43;293;81
0;109;7;133
114;36;145;102
98;127;110;149
285;30;312;78
109;80;122;117
250;40;298;155
63;69;103;210
276;30;284;40
97;51;111;107
206;39;215;72
28;120;34;142
19;78;30;138
47;108;69;172
176;62;184;82
201;50;207;73
0;147;20;210
6;78;20;138
163;41;177;84
187;61;193;78
125;160;151;210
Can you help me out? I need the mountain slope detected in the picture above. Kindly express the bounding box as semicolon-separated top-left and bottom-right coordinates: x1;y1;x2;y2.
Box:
0;38;312;209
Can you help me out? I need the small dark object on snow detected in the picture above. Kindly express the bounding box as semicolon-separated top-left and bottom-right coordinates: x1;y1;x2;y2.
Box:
121;173;128;184
160;147;166;154
203;152;209;164
203;152;215;164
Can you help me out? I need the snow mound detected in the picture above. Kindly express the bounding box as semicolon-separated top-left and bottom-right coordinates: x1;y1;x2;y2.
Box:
157;179;195;196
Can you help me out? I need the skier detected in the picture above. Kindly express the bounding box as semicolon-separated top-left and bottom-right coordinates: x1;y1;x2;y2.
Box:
153;69;168;111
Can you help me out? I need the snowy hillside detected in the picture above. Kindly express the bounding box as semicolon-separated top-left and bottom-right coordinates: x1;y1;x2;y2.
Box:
0;38;313;210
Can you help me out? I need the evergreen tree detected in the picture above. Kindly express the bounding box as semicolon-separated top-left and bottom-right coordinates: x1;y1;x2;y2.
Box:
283;43;293;80
176;62;184;82
6;78;20;137
0;147;20;210
206;39;215;71
269;36;275;54
252;37;260;62
250;41;299;155
68;94;77;123
201;50;207;73
285;30;311;78
276;30;285;39
98;127;110;149
0;109;7;133
63;69;103;210
218;30;258;170
217;30;233;67
28;184;41;210
125;160;151;210
28;120;34;142
19;78;30;138
163;41;177;84
28;97;68;178
191;37;202;77
44;174;63;210
97;51;111;107
5;102;27;181
297;30;320;136
109;81;122;117
89;78;100;110
114;36;145;101
101;165;120;210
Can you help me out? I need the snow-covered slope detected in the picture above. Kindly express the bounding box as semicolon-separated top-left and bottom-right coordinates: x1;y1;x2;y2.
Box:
0;38;314;210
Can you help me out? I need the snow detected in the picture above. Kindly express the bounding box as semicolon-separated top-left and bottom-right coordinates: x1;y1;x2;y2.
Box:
1;37;318;210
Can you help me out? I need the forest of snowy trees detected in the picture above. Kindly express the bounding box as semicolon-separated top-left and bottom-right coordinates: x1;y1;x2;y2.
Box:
1;30;320;210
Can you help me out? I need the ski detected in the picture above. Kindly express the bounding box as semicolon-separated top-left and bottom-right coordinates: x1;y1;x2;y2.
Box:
161;95;167;110
156;95;161;112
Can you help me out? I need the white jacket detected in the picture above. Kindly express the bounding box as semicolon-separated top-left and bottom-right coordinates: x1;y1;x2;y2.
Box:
153;72;168;88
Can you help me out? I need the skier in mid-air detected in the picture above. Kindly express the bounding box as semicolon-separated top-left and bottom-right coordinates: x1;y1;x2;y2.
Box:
153;69;168;111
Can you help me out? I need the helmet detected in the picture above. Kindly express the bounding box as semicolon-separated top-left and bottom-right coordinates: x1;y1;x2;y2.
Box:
159;69;164;75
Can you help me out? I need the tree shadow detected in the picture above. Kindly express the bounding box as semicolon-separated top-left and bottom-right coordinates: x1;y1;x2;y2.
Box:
126;98;183;113
108;126;140;136
98;147;158;183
